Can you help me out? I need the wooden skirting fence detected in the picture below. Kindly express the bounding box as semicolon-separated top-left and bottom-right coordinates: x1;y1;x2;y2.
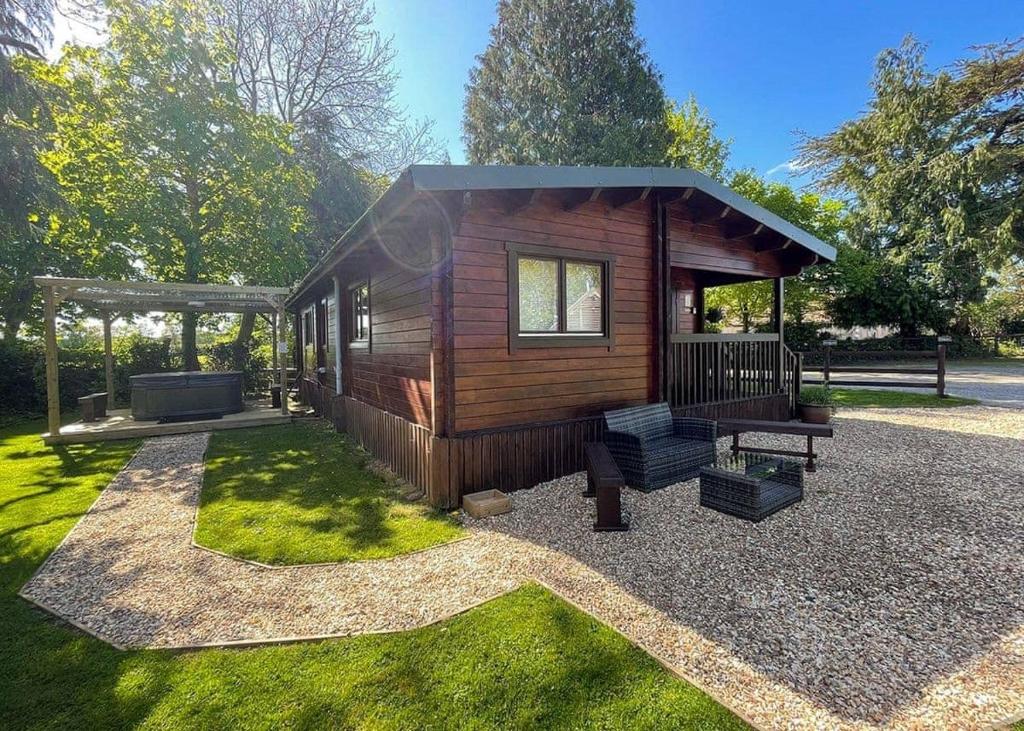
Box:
674;393;791;422
299;378;436;502
299;378;794;510
336;396;433;498
451;416;606;496
802;341;948;397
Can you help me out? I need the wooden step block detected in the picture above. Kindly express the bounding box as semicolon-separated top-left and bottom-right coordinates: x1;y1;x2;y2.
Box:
463;489;512;519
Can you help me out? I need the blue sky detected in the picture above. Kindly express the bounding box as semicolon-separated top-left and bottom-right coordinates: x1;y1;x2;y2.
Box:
374;0;1018;185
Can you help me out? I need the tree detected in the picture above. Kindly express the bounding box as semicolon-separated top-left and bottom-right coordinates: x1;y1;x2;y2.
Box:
705;280;773;333
463;0;670;166
664;94;731;181
823;244;949;335
0;0;55;337
1;0;52;57
799;36;1024;333
2;0;106;57
23;0;311;368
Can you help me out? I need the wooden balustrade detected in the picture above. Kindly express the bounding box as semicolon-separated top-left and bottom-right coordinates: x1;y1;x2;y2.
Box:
668;333;799;410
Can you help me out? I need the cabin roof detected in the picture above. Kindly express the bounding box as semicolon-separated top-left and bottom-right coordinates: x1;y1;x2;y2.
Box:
288;164;837;305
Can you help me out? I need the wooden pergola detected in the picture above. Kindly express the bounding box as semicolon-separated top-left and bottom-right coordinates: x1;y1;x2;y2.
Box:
33;277;292;437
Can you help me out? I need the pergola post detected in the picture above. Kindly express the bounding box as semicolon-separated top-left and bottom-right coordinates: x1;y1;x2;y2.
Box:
333;274;343;394
102;312;115;404
270;312;278;373
277;306;289;415
43;285;61;436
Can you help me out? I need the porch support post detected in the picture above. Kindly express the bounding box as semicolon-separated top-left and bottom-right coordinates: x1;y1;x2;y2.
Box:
102;312;115;405
773;277;785;392
653;194;671;403
694;286;705;334
277;306;289;415
333;273;343;393
43;285;61;437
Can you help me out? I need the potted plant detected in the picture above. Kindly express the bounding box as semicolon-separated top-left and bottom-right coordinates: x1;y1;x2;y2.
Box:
797;385;836;424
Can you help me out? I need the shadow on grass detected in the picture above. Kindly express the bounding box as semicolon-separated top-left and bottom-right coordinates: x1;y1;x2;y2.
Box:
196;420;462;564
1;417;745;729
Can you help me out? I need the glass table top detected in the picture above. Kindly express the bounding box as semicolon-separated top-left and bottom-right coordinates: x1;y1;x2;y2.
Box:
707;453;798;479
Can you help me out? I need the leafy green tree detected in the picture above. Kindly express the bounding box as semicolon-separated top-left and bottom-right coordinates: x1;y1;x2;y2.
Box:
664;94;731;181
1;54;54;338
705;280;773;333
799;36;1024;333
464;0;670;166
22;0;311;368
823;245;948;335
0;0;58;337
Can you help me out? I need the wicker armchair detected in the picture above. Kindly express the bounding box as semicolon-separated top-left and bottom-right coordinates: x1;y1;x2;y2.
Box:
603;403;717;492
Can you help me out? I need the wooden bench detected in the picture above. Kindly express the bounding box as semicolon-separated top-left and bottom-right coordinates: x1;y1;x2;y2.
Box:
78;392;109;423
716;418;834;473
583;442;628;532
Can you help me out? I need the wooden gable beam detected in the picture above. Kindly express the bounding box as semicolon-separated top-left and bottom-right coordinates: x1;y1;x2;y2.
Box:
687;201;732;224
603;186;651;209
505;188;544;215
725;220;765;240
755;235;793;253
557;187;602;211
660;187;694;206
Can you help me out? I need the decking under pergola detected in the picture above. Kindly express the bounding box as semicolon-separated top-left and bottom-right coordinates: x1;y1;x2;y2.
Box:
34;277;295;445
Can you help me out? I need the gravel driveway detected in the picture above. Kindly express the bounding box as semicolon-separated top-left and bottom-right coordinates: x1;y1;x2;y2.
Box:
20;407;1024;730
833;361;1024;408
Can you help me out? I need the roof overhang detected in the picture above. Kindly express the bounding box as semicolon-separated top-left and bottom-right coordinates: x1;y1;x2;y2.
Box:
288;165;838;306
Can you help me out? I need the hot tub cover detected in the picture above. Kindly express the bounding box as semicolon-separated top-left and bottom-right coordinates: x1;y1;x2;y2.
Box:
129;371;243;389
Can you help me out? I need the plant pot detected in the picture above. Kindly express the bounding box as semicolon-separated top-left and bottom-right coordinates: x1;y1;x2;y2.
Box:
798;403;833;424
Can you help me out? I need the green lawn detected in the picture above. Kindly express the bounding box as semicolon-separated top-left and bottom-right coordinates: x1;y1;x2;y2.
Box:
195;420;464;564
1;418;747;730
832;387;978;409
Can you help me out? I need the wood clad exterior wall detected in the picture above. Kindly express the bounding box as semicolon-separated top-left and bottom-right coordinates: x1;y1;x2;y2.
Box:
671;268;698;335
450;193;656;433
337;263;434;428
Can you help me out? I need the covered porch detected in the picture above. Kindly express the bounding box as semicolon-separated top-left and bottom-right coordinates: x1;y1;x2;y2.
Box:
663;270;798;421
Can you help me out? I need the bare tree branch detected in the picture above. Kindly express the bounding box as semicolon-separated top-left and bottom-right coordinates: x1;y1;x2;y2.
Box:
211;0;444;175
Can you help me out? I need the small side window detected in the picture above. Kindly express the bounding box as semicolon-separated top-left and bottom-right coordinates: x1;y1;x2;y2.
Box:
350;283;369;343
303;309;314;346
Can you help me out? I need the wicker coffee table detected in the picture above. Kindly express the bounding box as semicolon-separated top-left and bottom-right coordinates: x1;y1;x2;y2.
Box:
699;454;803;522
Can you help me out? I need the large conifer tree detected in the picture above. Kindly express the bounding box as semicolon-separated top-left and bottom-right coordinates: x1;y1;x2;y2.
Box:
463;0;669;166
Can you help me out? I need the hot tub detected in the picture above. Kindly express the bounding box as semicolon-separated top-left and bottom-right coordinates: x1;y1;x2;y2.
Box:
130;371;244;422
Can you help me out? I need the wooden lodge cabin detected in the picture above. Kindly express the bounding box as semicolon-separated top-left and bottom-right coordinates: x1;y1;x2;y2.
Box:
287;165;836;507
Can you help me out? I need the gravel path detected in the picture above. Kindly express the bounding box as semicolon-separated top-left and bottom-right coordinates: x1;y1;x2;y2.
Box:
20;409;1024;730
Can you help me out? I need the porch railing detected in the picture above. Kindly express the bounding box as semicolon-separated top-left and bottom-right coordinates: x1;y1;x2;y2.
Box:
668;333;800;412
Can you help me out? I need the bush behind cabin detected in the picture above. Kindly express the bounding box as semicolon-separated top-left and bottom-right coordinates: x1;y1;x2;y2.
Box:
0;332;269;420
